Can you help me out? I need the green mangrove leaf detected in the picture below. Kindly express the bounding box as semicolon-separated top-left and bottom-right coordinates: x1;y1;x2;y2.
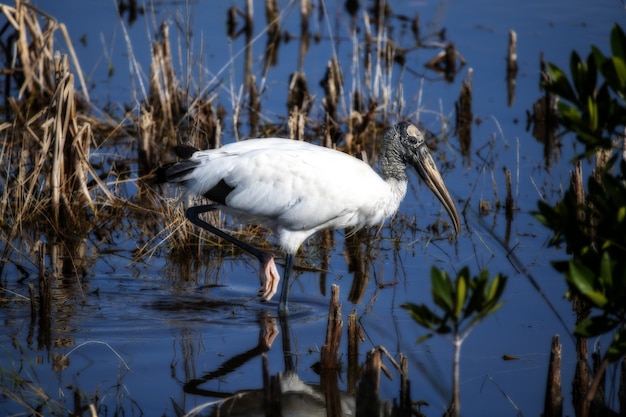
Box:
454;272;467;321
401;302;446;332
464;274;487;318
567;261;608;307
431;266;454;312
606;329;626;362
545;63;577;102
569;51;585;100
556;101;582;125
586;96;598;132
599;251;614;289
610;23;626;62
575;315;619;337
416;333;434;344
470;301;505;328
486;273;507;306
603;56;626;99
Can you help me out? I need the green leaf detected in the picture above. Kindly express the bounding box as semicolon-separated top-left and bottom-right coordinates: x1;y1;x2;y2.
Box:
486;273;507;305
431;267;454;312
598;251;613;289
566;261;608;307
464;274;487;318
556;101;582;125
610;23;626;62
606;329;626;362
416;333;434;344
574;315;619;337
545;63;577;102
401;302;446;332
570;51;585;100
618;206;626;223
586;95;598;132
602;57;626;99
468;301;505;329
454;272;467;321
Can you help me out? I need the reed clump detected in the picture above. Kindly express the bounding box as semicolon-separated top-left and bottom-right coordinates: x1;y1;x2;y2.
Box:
0;1;109;279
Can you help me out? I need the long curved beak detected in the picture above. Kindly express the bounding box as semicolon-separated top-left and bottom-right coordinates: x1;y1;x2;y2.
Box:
412;144;461;236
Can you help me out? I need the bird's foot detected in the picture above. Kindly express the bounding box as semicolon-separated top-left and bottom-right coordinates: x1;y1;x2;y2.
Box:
257;254;281;302
259;314;279;350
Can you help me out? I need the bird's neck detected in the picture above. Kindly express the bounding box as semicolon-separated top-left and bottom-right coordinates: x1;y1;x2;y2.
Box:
383;177;408;217
380;146;409;217
380;140;408;182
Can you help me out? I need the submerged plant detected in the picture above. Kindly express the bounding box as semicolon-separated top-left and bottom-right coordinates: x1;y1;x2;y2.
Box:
401;266;507;417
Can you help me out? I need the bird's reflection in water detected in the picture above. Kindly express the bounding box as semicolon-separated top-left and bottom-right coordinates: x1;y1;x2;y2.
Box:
181;312;356;417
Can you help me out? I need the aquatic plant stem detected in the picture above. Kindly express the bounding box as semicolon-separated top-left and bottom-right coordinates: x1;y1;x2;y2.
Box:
452;333;461;417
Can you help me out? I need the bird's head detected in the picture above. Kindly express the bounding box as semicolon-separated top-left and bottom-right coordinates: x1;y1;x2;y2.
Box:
383;122;461;236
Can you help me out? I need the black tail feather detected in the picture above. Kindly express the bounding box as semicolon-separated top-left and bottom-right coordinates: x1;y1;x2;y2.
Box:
155;145;200;184
174;144;199;159
155;163;174;184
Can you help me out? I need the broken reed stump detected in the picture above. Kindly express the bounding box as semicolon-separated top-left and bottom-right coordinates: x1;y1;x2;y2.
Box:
321;284;343;369
544;335;563;417
321;284;343;417
357;348;382;417
397;354;413;417
507;30;518;107
504;167;514;221
348;310;359;394
503;166;514;247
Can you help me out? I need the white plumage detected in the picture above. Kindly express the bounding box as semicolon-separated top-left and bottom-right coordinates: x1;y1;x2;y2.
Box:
160;122;460;314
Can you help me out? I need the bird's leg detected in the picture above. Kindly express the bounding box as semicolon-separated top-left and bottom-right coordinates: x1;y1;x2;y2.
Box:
185;205;281;302
278;253;295;315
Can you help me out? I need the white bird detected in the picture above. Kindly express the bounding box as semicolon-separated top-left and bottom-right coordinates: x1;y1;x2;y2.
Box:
159;121;461;314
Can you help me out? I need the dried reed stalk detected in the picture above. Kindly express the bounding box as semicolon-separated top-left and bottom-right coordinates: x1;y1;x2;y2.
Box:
46;53;92;224
143;20;221;175
507;30;518;107
146;22;179;151
0;0;90;105
0;1;102;230
321;57;343;128
455;68;472;163
543;335;563;417
347;310;359;394
320;284;343;369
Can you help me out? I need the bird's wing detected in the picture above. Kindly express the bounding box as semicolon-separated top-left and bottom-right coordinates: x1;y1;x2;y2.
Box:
170;138;391;231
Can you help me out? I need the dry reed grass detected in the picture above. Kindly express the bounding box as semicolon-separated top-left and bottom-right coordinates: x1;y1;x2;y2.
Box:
0;2;117;283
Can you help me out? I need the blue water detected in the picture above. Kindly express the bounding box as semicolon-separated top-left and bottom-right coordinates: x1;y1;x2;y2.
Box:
2;0;623;416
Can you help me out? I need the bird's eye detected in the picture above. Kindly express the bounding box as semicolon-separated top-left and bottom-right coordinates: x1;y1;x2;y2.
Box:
407;135;419;145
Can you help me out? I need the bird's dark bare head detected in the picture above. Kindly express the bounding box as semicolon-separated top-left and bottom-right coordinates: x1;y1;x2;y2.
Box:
381;121;426;181
382;122;461;236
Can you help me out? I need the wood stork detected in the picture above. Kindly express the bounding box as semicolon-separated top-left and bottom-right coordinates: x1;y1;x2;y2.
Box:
159;121;461;314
